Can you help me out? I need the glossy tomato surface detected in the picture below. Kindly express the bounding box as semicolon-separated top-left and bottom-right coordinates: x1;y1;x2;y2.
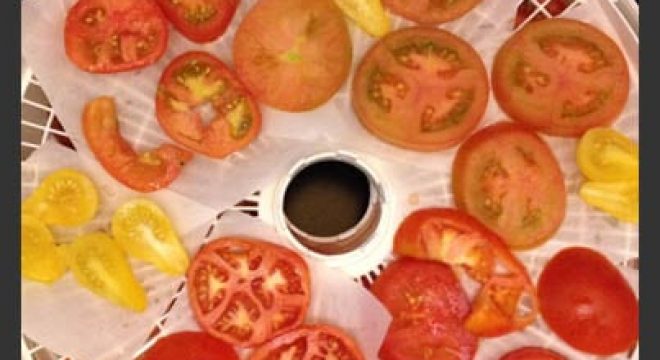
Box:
500;347;567;360
187;237;311;347
142;331;239;360
156;0;238;43
493;19;630;137
156;51;261;158
352;27;489;151
538;247;639;356
64;0;168;73
233;0;352;112
383;0;482;25
452;122;566;250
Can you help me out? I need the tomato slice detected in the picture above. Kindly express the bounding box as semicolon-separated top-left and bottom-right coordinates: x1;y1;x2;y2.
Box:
352;27;489;151
452;122;566;250
493;19;630;137
82;96;193;193
142;331;239;360
394;208;540;337
187;237;311;347
577;127;639;182
66;232;148;312
382;0;482;25
233;0;352;112
21;215;68;284
64;0;168;73
500;347;567;360
248;324;365;360
155;0;238;43
333;0;392;37
111;198;189;275
156;51;262;158
22;168;99;227
538;247;639;355
579;180;638;224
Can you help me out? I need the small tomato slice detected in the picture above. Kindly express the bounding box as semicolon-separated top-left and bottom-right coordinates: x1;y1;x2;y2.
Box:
579;180;638;223
500;347;567;360
111;198;189;275
67;232;148;312
83;96;193;193
187;237;311;347
64;0;169;73
21;215;68;284
538;247;639;356
382;0;482;25
248;324;365;360
333;0;391;37
142;331;239;360
577;127;639;182
156;0;238;43
22;168;99;227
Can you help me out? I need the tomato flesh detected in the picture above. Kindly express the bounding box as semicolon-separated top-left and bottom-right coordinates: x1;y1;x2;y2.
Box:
156;0;238;43
382;0;482;25
142;331;239;360
500;347;567;360
580;180;638;223
333;0;392;37
577;127;639;182
21;215;68;284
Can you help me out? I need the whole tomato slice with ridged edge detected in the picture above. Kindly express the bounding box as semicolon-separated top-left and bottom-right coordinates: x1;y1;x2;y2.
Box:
142;331;239;360
382;0;482;25
187;237;311;347
155;0;238;43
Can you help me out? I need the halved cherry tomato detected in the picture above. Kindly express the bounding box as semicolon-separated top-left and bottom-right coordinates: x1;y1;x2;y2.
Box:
155;0;238;43
577;127;639;182
580;180;638;223
111;198;189;275
452;122;566;250
66;232;148;312
500;347;567;360
187;237;311;347
22;168;99;227
248;324;365;360
333;0;391;37
83;96;193;193
21;215;68;284
142;331;239;360
233;0;352;112
64;0;169;73
538;247;639;355
156;51;261;158
382;0;482;25
493;19;630;137
352;27;489;151
394;208;540;337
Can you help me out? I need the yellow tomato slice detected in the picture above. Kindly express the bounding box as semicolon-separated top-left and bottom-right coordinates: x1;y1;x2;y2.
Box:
577;128;639;182
334;0;391;37
580;181;638;224
67;232;148;312
21;215;67;284
22;168;99;227
111;199;189;276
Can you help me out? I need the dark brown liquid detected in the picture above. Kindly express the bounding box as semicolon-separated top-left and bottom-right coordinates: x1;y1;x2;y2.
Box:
284;161;370;237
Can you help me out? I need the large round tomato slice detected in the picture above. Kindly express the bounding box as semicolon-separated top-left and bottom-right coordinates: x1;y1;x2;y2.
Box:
382;0;482;25
352;27;489;151
500;347;567;360
232;0;352;112
493;19;630;137
248;324;365;360
156;51;261;158
64;0;169;73
142;331;239;360
452;122;566;250
187;237;311;347
538;247;639;356
155;0;238;43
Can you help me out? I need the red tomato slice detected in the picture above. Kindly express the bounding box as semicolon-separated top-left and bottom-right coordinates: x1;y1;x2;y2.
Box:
82;96;192;193
382;0;482;25
493;19;630;137
64;0;169;73
352;27;489;151
142;331;239;360
187;237;311;347
452;122;566;250
232;0;352;112
248;324;365;360
538;247;639;356
156;51;262;158
156;0;238;43
500;347;567;360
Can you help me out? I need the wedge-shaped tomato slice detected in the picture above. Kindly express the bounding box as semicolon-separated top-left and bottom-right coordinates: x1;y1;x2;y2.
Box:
22;168;99;227
66;232;148;312
83;96;193;193
382;0;482;25
156;51;261;158
500;347;567;360
21;215;68;284
394;208;540;337
155;0;238;43
187;237;311;347
142;331;239;360
577;127;639;182
580;180;638;224
248;324;365;360
111;198;189;275
333;0;391;37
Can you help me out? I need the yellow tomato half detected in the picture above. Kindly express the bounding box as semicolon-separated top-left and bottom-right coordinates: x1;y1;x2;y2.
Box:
577;128;639;182
21;215;67;284
334;0;391;37
580;181;638;224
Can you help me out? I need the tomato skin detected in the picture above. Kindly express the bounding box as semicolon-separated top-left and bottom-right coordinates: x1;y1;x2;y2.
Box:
142;331;239;360
382;0;482;25
538;247;639;355
156;0;238;43
500;347;567;360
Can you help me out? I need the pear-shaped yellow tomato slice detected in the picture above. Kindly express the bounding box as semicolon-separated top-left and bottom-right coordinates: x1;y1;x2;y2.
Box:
21;215;67;284
111;199;189;276
577;128;639;182
22;168;99;227
333;0;391;37
67;232;148;312
580;181;638;224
